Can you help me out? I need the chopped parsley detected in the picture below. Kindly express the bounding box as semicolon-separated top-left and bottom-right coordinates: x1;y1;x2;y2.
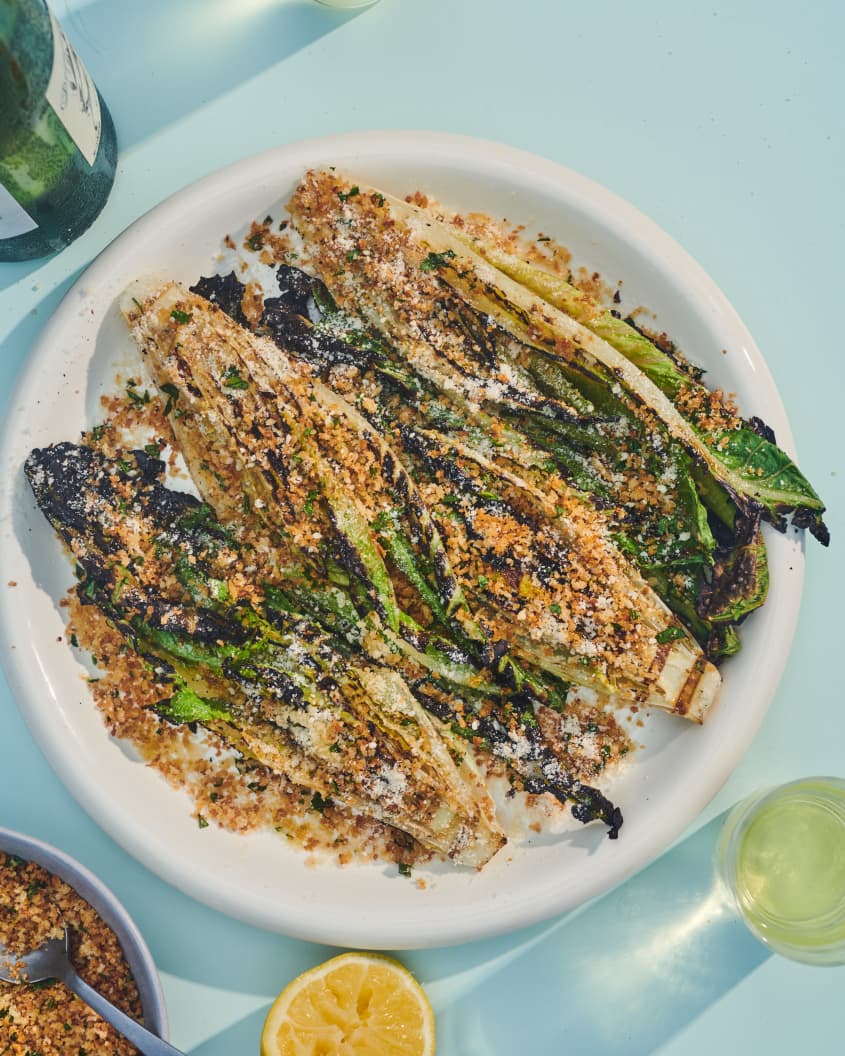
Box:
310;791;333;814
160;382;180;415
170;308;192;325
126;382;151;405
222;366;249;389
420;249;456;272
656;626;687;645
337;185;360;202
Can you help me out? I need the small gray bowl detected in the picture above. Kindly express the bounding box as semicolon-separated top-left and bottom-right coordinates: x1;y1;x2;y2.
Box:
0;827;169;1041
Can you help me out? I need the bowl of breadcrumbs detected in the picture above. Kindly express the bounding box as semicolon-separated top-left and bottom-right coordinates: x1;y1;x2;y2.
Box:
0;827;168;1054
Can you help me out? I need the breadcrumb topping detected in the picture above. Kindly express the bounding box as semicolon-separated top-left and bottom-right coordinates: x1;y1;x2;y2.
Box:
0;853;142;1055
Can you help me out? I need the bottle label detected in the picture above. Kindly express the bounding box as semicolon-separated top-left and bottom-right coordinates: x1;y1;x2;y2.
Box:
0;183;38;238
44;13;102;167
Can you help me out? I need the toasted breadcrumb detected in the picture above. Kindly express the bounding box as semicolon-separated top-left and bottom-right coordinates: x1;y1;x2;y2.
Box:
40;186;654;873
0;853;142;1055
66;596;431;869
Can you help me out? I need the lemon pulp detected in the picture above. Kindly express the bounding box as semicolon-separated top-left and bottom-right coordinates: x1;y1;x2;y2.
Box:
261;952;435;1056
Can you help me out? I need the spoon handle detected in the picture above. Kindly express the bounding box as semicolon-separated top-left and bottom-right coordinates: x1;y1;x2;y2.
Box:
59;963;183;1055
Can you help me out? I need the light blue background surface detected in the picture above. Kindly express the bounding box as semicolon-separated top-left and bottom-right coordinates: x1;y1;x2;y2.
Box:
2;1;844;1051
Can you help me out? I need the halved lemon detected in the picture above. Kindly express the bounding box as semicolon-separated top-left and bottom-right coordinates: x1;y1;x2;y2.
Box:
260;951;436;1056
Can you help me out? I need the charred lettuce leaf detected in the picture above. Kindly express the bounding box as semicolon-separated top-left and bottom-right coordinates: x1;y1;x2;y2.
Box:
24;442;507;864
278;177;769;662
152;276;719;722
372;190;828;547
122;284;634;829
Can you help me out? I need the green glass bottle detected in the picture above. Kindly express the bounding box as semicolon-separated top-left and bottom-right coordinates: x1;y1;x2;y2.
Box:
0;0;117;261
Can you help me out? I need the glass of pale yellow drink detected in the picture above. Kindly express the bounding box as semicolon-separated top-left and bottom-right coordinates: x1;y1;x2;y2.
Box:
717;777;845;965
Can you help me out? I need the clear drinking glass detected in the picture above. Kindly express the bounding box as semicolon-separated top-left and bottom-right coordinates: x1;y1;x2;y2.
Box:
716;777;845;965
312;1;381;8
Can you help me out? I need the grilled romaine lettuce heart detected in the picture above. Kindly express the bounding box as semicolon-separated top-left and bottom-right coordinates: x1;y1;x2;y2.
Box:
120;279;628;837
122;278;719;723
25;442;506;866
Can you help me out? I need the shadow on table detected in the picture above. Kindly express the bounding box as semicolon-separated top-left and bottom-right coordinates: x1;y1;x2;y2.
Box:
3;767;341;1051
163;811;771;1053
61;0;366;151
189;1007;270;1056
0;269;84;386
424;812;771;1056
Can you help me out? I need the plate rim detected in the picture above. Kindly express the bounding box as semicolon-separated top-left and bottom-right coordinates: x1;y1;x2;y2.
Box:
0;130;805;948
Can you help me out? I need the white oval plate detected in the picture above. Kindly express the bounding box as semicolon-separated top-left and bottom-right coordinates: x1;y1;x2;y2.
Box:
0;132;804;949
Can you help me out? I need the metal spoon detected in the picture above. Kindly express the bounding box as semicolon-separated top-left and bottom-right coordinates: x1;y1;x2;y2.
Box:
0;927;183;1055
